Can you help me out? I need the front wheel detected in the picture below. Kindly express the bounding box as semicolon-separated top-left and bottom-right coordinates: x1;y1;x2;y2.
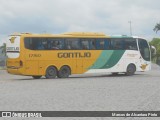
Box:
45;66;57;79
125;64;136;76
57;66;71;78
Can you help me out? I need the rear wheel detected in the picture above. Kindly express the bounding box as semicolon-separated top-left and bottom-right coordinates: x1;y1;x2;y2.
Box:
57;66;71;78
125;64;136;76
32;76;42;79
45;66;57;79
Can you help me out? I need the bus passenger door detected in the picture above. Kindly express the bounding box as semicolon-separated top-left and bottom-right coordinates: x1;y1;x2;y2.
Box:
82;59;95;73
25;51;39;75
25;60;39;75
76;59;83;74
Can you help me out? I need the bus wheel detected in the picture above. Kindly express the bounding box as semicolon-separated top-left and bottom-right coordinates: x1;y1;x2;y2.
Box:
125;64;136;76
57;66;71;78
32;76;42;79
45;66;57;79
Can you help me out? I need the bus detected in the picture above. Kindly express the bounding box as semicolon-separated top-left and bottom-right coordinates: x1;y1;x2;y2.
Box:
6;32;151;79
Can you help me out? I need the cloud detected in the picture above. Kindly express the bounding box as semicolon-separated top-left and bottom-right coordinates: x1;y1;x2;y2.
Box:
0;0;160;45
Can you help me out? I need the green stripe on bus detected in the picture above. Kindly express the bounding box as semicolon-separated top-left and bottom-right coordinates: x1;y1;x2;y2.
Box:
89;50;125;69
89;50;114;69
101;50;125;69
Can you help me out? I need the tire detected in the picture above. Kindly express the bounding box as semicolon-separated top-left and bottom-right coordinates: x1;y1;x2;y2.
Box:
57;66;71;78
45;66;57;79
125;64;136;76
32;76;42;79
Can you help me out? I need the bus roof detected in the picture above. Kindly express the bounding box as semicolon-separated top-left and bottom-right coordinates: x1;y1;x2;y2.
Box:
9;32;146;40
62;32;106;36
110;35;133;38
9;32;109;38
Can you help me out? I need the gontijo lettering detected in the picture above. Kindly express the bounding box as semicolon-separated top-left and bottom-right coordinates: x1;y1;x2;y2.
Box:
58;52;91;58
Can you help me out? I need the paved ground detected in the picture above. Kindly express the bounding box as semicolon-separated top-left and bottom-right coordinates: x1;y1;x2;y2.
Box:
0;64;160;120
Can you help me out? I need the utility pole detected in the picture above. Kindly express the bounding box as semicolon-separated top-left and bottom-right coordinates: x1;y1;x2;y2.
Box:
128;21;132;36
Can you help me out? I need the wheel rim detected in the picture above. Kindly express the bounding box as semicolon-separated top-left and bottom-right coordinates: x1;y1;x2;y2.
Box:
127;65;135;74
48;68;56;76
58;66;70;78
129;66;134;72
45;67;57;78
62;69;68;75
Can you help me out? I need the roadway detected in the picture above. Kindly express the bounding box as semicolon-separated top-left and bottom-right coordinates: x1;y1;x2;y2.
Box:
0;64;160;120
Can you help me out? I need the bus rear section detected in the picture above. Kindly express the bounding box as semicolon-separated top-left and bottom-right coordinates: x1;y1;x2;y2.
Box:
6;36;24;75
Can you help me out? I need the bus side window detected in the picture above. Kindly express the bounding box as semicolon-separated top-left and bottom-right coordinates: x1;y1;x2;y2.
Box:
37;41;44;50
104;39;110;50
96;39;104;50
89;39;96;50
24;38;32;49
67;45;71;49
111;39;124;50
51;41;59;50
33;38;41;50
95;39;99;49
124;38;138;50
41;39;48;50
65;40;71;50
81;39;89;50
58;40;65;50
65;38;80;50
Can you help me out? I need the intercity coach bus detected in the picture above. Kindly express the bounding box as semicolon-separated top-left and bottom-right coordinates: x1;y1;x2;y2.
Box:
6;32;151;79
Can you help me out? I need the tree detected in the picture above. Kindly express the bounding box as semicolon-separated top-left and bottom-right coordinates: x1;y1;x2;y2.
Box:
0;43;6;67
153;23;160;33
149;38;160;64
0;43;6;56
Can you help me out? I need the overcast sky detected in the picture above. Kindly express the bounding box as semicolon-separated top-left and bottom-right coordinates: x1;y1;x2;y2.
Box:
0;0;160;44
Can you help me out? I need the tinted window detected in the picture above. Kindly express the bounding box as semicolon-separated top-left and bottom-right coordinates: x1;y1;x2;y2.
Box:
24;38;32;49
65;38;81;50
24;38;43;50
48;38;65;50
111;38;124;50
89;39;96;50
24;38;65;50
110;38;138;50
81;39;89;50
124;38;138;50
80;39;96;50
96;39;110;50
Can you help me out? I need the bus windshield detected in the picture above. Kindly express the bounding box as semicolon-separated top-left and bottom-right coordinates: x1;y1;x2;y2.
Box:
138;39;150;61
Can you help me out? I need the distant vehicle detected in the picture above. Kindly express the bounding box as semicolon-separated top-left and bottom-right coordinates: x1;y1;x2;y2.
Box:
150;45;156;56
6;32;151;79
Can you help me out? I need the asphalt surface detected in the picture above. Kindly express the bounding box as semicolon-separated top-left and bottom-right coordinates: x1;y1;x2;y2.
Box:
0;64;160;120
